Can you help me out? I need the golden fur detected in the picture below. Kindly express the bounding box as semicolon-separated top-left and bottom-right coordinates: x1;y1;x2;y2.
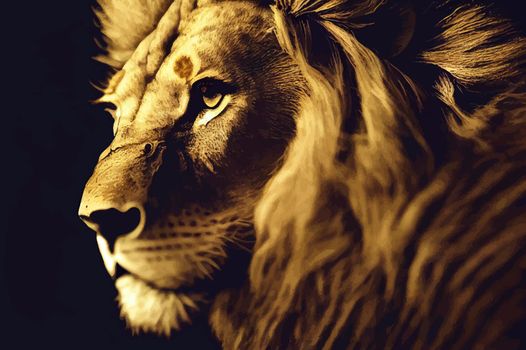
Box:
211;1;526;348
88;0;526;348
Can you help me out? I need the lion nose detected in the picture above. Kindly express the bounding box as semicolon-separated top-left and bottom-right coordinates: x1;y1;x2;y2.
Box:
79;205;144;252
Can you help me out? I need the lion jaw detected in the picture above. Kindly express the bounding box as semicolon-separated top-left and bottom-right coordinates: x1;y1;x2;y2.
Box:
115;274;206;336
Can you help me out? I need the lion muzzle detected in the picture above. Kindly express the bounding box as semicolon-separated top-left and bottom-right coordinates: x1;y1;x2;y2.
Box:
78;141;166;254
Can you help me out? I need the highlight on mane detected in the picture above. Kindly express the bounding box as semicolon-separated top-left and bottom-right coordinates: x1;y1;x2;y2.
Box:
211;0;526;348
94;0;197;67
87;0;526;348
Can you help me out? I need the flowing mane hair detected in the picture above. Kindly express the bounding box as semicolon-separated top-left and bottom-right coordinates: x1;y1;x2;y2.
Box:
209;0;526;348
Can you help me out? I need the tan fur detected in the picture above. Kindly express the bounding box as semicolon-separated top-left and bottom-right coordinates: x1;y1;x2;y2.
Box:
211;1;526;349
89;0;526;348
95;0;174;66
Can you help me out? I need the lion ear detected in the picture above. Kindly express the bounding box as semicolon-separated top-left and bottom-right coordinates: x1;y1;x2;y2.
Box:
94;0;175;67
354;3;416;58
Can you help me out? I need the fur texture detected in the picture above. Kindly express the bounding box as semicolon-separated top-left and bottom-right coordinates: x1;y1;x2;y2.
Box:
116;275;204;336
95;0;173;66
91;0;526;348
210;1;526;349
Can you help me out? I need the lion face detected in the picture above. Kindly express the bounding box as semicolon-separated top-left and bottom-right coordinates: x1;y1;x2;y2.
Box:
79;1;303;335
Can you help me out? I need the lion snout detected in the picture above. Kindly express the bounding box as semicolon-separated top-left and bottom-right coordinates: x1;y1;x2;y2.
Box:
80;206;144;251
79;142;166;248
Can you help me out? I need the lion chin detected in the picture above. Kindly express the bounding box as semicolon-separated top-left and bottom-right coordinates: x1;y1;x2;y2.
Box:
115;275;205;336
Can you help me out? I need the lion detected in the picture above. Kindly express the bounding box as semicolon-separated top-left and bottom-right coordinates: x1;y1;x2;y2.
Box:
79;0;526;348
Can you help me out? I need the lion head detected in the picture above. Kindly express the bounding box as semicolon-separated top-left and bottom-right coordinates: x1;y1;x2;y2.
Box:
80;0;526;348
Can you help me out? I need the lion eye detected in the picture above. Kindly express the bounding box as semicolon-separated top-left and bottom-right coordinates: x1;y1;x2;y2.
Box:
200;84;224;109
192;79;234;129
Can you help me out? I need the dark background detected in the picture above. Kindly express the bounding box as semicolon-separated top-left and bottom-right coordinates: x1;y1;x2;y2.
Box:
1;1;524;349
2;0;218;348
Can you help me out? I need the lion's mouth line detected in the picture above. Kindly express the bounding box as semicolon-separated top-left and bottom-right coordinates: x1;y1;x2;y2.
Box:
114;262;218;295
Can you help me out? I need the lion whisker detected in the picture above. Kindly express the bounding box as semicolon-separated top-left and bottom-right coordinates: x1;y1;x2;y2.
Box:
220;235;254;253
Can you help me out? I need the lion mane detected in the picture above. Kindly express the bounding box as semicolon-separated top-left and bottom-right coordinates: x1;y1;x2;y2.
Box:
93;0;526;348
206;0;526;349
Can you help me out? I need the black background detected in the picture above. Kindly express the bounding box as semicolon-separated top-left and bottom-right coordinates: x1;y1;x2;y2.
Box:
2;0;218;349
2;1;524;349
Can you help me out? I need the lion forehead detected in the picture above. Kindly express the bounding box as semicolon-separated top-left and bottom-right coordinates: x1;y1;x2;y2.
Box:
101;2;275;105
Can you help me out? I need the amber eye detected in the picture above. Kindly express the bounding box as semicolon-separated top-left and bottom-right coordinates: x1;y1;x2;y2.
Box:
199;83;224;109
190;79;235;129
